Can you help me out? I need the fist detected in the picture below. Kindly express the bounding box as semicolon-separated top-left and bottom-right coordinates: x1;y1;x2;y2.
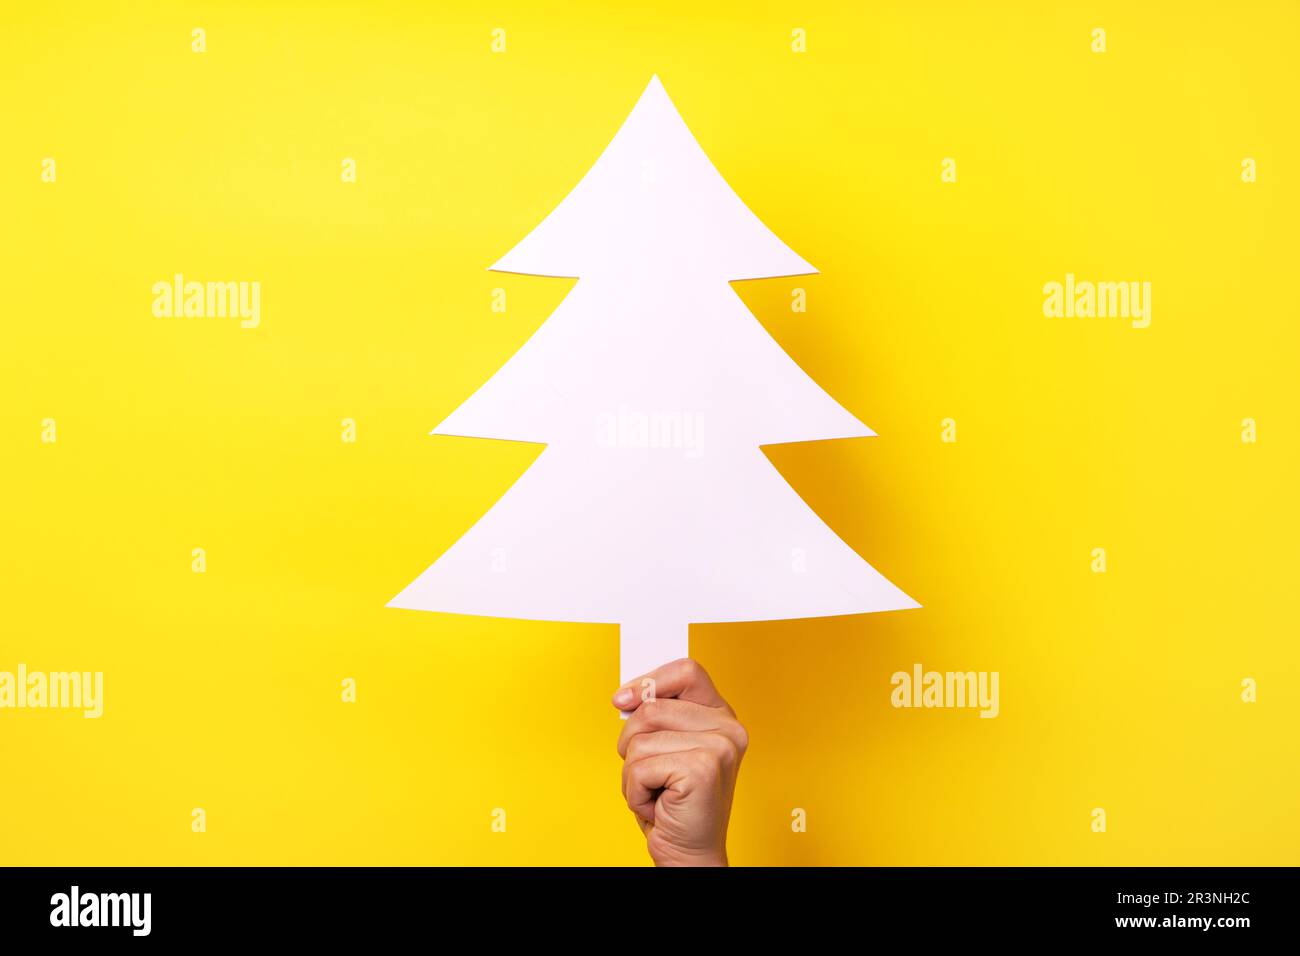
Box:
613;658;748;866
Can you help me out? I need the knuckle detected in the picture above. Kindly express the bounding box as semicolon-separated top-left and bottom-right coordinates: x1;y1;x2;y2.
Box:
716;735;741;768
703;733;738;770
692;751;721;781
625;735;644;763
628;761;651;788
732;721;749;754
622;705;651;735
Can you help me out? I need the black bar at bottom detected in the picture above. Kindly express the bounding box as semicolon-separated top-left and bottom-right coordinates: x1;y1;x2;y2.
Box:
0;866;1288;942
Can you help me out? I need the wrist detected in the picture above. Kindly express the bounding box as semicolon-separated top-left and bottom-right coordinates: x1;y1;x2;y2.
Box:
652;845;728;867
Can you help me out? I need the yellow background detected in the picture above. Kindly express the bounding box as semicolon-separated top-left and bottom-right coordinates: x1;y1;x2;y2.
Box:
2;1;1296;865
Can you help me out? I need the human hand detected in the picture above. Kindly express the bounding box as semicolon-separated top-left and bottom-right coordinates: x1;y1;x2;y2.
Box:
612;658;748;866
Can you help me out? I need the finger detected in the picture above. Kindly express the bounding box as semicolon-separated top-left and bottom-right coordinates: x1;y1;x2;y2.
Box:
623;752;691;824
618;699;723;758
617;698;745;758
624;732;740;793
611;658;729;714
624;730;714;764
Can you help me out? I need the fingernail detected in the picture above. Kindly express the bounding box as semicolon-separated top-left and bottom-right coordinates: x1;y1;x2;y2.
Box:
612;688;634;708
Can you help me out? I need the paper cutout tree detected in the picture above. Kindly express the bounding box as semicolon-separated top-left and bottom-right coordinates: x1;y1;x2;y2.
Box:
390;75;918;687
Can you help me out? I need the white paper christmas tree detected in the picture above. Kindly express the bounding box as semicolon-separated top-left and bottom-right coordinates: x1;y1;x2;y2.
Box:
390;76;918;687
